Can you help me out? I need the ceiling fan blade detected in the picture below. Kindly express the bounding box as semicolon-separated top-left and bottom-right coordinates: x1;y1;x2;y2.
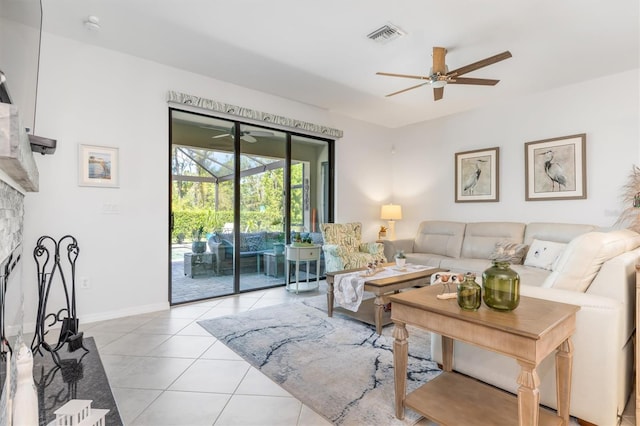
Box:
433;87;444;101
449;77;500;86
242;135;257;143
432;47;447;74
385;82;430;97
377;71;430;80
447;51;512;78
212;133;230;139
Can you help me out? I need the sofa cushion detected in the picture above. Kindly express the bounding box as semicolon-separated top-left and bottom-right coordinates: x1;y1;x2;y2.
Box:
238;232;266;252
413;221;466;258
524;239;566;271
460;222;525;259
607;228;640;251
510;264;552;288
440;258;492;275
405;253;451;268
489;241;529;264
543;231;630;292
523;222;597;245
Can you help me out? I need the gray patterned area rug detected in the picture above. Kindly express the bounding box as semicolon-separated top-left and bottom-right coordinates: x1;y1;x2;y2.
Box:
198;296;442;425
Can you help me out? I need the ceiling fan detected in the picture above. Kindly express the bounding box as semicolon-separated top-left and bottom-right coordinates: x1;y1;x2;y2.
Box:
377;47;512;101
200;125;274;143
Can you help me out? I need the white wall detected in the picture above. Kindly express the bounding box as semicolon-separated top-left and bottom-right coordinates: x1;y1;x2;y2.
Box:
24;33;392;323
390;69;640;239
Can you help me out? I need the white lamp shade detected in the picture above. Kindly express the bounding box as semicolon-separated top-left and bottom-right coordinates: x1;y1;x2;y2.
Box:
380;204;402;220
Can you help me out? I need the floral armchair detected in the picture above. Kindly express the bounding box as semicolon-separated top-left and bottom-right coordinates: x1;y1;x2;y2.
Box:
319;222;386;272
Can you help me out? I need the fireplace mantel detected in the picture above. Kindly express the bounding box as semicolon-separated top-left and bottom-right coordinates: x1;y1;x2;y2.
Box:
0;102;38;192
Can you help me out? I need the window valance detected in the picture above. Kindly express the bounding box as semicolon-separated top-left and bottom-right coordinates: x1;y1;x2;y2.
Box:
167;91;343;139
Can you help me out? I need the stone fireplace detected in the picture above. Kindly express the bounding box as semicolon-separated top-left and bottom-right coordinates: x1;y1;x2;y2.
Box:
0;103;37;341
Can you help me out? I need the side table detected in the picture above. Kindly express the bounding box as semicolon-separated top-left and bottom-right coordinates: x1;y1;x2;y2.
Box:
390;284;579;425
285;244;321;293
263;251;285;277
184;252;215;278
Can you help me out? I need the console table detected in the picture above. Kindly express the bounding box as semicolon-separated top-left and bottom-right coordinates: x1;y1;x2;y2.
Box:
285;244;321;293
390;284;579;426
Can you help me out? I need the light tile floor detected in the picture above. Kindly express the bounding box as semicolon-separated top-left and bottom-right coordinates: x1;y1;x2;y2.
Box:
83;281;636;426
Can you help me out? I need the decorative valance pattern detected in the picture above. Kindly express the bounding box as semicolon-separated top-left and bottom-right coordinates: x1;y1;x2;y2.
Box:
167;91;343;139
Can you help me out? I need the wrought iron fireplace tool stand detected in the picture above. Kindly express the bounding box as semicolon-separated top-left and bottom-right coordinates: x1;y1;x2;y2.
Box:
31;235;88;365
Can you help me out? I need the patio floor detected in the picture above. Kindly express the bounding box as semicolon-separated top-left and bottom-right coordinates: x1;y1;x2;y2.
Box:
170;245;320;304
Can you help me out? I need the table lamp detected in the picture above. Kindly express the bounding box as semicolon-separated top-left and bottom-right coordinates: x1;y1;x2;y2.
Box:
380;204;402;240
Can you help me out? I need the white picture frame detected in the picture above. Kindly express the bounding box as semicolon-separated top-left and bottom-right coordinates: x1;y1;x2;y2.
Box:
78;144;119;188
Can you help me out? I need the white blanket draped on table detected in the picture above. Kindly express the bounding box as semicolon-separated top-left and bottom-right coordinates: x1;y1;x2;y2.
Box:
332;265;431;312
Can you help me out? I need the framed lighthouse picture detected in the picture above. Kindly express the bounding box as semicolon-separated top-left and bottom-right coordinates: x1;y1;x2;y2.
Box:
455;147;499;203
525;134;586;201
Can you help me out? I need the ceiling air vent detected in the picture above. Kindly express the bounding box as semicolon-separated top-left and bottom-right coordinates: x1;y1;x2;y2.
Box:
367;23;406;44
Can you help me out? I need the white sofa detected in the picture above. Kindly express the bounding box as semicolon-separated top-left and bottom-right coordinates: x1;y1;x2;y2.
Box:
383;221;640;426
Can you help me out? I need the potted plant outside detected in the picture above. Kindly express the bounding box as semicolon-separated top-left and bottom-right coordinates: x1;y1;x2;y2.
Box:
273;233;285;254
191;225;207;253
292;232;314;247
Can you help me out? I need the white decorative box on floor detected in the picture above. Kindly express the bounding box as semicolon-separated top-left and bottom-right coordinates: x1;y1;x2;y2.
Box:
48;399;109;426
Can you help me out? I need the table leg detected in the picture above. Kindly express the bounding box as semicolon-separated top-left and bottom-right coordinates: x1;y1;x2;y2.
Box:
393;321;409;419
555;338;573;425
373;294;385;335
516;361;540;426
441;336;454;372
295;259;300;293
285;259;290;289
327;277;334;317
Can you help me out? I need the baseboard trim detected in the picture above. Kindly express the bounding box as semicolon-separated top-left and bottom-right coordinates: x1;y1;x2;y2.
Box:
80;302;170;324
12;302;171;335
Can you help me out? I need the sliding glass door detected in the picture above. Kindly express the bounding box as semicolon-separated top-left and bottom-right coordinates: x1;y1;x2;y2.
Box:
169;109;333;305
238;124;286;292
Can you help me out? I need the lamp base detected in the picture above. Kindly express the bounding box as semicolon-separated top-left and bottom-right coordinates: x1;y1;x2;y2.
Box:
387;220;396;241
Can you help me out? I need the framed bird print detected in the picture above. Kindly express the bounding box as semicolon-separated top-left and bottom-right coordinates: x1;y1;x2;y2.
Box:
525;134;586;201
455;147;499;203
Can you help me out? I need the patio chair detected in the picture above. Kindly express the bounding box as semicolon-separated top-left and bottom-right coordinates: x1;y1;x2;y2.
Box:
319;222;386;272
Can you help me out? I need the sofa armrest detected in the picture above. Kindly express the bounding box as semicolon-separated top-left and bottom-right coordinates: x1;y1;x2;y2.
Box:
382;239;414;261
520;285;629;345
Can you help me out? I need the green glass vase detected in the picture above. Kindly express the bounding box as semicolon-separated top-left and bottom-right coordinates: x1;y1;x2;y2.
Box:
482;261;520;311
457;273;481;311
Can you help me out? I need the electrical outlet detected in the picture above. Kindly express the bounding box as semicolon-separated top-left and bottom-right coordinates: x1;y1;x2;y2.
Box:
80;277;90;289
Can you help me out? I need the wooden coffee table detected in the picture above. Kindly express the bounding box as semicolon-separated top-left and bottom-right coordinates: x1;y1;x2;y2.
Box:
390;284;580;426
325;265;446;334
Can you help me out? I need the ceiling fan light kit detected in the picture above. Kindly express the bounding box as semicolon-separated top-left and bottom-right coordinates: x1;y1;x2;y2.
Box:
377;46;512;101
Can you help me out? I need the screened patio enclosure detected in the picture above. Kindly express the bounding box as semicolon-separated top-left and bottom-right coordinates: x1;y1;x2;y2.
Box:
170;109;333;304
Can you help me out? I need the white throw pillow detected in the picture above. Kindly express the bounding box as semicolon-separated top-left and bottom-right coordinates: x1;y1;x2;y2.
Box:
524;239;567;271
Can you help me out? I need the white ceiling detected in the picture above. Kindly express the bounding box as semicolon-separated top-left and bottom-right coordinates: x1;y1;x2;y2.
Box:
41;0;639;128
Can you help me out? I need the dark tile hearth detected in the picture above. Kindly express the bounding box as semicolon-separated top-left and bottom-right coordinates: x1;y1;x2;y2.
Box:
1;338;122;426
